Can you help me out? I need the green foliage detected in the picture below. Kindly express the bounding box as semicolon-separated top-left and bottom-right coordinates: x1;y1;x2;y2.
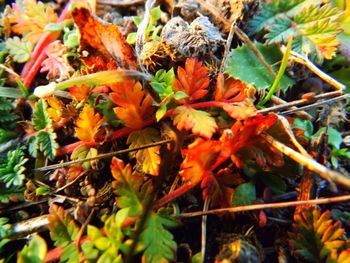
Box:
0;218;13;239
293;118;313;140
232;182;256;206
0;185;24;203
0;147;28;188
249;0;343;62
81;213;127;262
127;6;163;44
312;126;342;150
111;157;153;218
140;209;178;263
47;204;79;262
224;43;294;91
0;98;19;134
17;234;47;263
5;37;33;63
290;207;348;262
31;99;59;160
151;68;175;100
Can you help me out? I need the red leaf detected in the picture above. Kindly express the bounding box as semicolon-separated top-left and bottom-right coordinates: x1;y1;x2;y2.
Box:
72;7;137;72
174;58;210;103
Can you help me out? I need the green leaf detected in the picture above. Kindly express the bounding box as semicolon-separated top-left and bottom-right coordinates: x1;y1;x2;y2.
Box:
312;126;343;149
293;118;314;140
17;234;47;263
0;185;24;204
60;243;79;263
224;43;294;91
48;204;79;248
111;157;152;218
35;186;50;196
232;182;256;206
0;87;24;99
44;22;64;32
261;173;287;194
36;130;59;161
0;147;28;188
140;211;178;263
0;217;13;239
5;37;33;63
33;100;51;130
126;32;137;45
81;240;99;260
0;128;17;144
151;68;175;99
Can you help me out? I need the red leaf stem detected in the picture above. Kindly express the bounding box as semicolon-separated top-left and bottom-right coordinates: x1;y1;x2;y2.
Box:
21;0;73;88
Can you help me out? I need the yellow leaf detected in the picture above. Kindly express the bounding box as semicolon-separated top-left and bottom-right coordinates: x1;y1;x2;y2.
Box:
75;105;104;143
8;0;58;44
173;106;217;139
127;127;160;176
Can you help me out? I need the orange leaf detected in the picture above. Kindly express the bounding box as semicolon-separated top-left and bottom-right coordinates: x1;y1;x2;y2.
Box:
174;58;210;103
69;84;91;102
173;105;217;139
222;101;257;120
110;80;155;129
72;7;137;72
8;0;58;44
75;104;104;143
180;138;229;184
215;73;250;102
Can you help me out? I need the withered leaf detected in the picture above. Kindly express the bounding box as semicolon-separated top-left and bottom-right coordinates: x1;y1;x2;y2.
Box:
72;7;137;72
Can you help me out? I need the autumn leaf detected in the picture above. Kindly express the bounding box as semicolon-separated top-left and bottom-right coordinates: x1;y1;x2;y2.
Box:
72;7;137;72
45;96;63;122
110;80;155;130
214;73;252;102
127;127;160;176
75;105;104;143
40;40;74;81
222;101;257;120
69;85;91;102
173;58;210;103
180;138;229;184
7;0;58;44
173;105;217;139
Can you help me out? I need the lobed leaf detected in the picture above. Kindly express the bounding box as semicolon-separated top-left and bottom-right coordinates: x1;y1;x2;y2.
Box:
48;204;79;248
75;104;105;143
173;58;210;103
127;127;161;176
173;106;217;139
8;0;58;44
5;37;33;63
110;80;155;130
140;211;178;263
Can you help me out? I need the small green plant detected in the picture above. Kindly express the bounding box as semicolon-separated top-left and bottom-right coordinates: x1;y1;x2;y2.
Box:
290;207;350;262
127;6;163;44
248;0;343;63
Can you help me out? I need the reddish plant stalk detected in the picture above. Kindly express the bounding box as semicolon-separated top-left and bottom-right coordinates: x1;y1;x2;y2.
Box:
21;0;73;88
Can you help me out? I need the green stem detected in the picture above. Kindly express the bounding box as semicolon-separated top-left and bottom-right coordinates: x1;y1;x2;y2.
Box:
258;37;293;107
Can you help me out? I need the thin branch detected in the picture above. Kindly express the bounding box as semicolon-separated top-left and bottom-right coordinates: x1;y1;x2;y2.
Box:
34;138;173;172
280;94;350;115
286;50;346;90
177;194;350;218
261;133;350;189
200;196;210;263
219;21;236;73
259;91;343;115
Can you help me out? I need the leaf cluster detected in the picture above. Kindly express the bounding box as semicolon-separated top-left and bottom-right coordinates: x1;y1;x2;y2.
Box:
248;0;343;62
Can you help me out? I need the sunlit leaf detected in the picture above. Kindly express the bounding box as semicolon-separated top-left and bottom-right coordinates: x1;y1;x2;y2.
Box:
173;58;210;103
173;106;217;139
5;37;33;63
72;7;137;71
127;127;160;176
75;104;104;143
110;80;155;129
